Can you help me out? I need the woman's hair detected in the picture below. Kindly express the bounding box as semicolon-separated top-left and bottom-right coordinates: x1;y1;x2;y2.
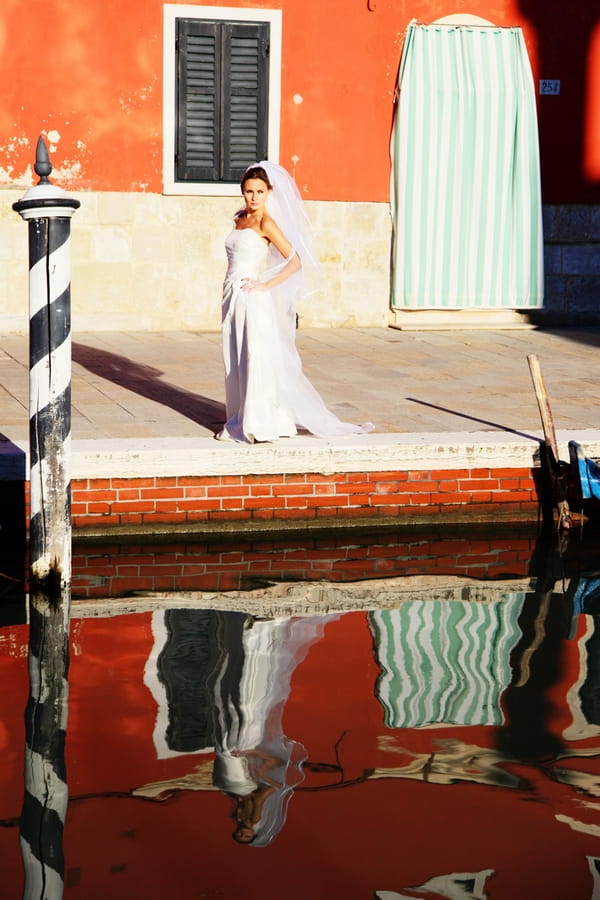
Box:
240;166;272;191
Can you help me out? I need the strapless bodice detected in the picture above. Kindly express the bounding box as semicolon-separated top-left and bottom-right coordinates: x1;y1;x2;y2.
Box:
224;228;269;282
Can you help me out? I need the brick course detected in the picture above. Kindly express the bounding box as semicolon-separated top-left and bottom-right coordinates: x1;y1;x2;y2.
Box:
33;465;544;533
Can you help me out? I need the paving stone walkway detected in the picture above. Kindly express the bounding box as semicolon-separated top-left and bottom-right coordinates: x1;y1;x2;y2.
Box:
1;327;599;446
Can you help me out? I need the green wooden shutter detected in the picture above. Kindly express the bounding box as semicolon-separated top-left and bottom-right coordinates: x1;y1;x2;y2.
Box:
176;19;269;183
176;19;220;182
221;23;269;181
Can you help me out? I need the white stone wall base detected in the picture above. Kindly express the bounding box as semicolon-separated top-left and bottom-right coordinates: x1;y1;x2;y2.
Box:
2;429;599;481
391;309;537;330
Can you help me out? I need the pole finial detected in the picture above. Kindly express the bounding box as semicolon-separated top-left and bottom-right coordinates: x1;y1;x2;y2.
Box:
13;134;80;219
34;135;53;184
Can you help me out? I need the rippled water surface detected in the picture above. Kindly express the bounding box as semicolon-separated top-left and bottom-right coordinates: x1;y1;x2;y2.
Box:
2;524;600;899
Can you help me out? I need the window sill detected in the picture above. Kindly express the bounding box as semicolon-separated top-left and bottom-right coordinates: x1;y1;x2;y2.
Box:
162;181;242;197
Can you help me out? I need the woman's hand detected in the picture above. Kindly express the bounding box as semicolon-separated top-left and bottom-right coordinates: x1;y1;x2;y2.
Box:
241;250;301;294
241;277;266;292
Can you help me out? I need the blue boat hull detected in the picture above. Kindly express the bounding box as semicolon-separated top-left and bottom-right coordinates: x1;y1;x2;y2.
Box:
569;441;600;503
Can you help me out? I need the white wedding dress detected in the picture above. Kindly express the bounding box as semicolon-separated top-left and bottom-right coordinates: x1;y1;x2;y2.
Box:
219;227;372;443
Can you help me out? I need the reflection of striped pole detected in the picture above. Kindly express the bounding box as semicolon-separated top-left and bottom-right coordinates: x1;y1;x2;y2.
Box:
13;136;80;899
587;857;600;899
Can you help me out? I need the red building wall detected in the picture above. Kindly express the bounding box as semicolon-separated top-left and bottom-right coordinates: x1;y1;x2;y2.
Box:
1;0;598;203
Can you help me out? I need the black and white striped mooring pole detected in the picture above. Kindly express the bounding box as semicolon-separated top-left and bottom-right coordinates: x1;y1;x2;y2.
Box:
13;135;80;899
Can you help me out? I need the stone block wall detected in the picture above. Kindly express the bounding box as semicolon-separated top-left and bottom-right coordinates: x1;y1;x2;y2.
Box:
537;204;600;325
0;188;393;334
2;189;598;332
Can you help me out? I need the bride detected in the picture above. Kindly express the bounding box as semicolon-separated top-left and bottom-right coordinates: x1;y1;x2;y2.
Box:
217;161;373;443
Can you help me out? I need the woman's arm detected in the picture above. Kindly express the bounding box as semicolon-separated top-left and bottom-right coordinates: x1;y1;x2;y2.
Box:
241;214;302;292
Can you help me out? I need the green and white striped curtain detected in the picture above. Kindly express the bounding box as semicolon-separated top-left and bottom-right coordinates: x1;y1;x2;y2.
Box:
390;23;543;310
369;595;525;728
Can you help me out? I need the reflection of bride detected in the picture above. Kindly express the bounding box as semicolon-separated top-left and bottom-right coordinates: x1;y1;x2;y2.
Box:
211;613;337;846
218;161;373;444
135;611;339;847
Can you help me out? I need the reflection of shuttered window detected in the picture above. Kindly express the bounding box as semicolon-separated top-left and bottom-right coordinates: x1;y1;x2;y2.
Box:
176;18;269;183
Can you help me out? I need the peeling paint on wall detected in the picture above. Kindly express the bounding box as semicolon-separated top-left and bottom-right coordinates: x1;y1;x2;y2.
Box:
52;162;84;187
45;130;61;151
119;77;157;113
0;130;89;188
0;136;31;183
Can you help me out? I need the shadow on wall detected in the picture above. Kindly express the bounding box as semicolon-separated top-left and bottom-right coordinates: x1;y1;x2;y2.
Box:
517;0;600;202
71;343;226;435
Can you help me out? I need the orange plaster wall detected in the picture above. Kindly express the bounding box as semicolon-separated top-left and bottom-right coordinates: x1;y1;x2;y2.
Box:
0;0;598;201
0;0;163;192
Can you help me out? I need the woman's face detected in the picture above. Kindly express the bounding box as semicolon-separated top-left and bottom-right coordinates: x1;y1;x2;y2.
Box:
242;177;270;214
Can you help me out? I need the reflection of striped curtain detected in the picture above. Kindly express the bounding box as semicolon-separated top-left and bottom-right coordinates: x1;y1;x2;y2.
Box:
369;596;525;727
390;23;543;310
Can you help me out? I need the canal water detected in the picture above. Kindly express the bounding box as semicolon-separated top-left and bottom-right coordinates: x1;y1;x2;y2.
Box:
1;523;600;899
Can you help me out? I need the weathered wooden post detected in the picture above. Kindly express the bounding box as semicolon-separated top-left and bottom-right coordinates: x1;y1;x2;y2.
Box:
527;354;572;531
13;136;80;899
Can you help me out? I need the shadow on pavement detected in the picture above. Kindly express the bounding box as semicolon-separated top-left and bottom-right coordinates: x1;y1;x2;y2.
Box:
406;397;540;441
72;342;225;435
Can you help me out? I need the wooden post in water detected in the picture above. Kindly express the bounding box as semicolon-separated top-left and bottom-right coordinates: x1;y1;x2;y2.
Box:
13;136;80;899
527;354;571;530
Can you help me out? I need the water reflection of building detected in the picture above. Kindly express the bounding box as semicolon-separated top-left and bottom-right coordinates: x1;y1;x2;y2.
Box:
369;595;525;728
568;577;600;735
2;565;600;896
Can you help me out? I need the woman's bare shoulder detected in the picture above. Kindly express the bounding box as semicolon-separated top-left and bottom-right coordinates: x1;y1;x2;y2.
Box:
260;212;284;238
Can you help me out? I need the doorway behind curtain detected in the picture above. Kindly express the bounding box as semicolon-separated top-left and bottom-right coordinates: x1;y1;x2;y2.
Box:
390;22;543;313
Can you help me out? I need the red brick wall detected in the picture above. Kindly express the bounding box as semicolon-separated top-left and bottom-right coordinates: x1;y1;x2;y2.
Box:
65;467;540;532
